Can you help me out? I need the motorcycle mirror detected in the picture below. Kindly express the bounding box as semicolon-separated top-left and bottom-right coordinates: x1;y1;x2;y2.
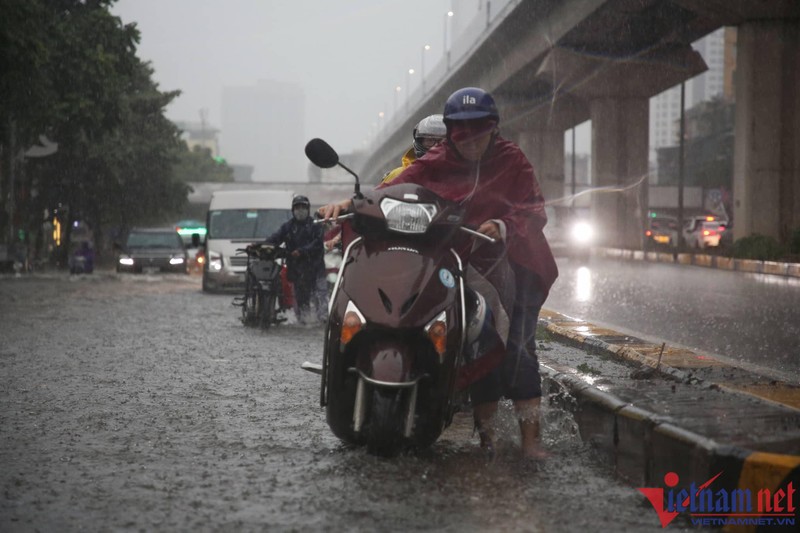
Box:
304;138;364;199
305;138;339;169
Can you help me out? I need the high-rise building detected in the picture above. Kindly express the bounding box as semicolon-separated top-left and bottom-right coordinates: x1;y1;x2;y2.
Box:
649;27;734;176
221;80;305;182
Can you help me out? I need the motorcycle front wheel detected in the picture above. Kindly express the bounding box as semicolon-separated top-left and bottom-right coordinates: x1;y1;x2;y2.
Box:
242;274;261;326
259;289;277;330
366;389;405;457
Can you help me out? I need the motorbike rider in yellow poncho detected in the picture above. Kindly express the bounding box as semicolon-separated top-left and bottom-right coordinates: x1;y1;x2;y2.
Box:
380;114;446;184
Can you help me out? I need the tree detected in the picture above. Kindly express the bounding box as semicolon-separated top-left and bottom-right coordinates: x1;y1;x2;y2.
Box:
173;144;235;183
1;0;191;263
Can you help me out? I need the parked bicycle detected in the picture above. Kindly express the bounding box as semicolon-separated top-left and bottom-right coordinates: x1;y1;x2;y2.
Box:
234;243;287;329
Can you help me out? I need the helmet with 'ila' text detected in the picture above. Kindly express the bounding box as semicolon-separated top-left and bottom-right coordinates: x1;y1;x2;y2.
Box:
442;87;499;123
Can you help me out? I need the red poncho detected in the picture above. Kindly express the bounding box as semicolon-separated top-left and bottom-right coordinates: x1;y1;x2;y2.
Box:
385;136;558;295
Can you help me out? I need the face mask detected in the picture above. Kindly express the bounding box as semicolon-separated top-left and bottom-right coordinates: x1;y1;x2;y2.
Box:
448;119;497;143
294;207;309;221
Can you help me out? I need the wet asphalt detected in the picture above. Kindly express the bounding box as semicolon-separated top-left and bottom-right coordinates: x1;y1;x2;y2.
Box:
546;256;800;382
0;271;679;532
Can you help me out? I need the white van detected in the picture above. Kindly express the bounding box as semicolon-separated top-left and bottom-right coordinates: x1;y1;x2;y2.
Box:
202;189;294;292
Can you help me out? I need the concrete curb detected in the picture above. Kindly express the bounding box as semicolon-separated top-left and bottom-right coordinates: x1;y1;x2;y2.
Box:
595;247;800;279
541;365;800;532
538;314;800;531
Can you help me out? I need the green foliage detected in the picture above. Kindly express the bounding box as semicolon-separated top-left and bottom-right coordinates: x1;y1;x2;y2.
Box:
1;0;191;250
173;144;234;183
577;363;601;376
790;227;800;255
535;324;553;343
0;1;56;145
731;234;785;261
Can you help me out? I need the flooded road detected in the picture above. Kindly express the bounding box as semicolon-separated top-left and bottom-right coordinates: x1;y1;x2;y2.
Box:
547;257;800;382
1;272;673;532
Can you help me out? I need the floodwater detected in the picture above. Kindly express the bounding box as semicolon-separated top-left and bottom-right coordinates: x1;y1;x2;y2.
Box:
0;272;676;532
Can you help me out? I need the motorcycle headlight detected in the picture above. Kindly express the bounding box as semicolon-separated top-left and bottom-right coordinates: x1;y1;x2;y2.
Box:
380;198;437;234
570;221;594;244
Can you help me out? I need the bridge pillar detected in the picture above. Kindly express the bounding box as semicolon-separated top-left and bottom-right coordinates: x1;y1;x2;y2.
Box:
512;127;565;208
733;20;800;245
590;97;649;249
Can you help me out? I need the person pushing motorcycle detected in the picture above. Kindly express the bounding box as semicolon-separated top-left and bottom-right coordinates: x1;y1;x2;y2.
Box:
266;195;326;325
319;87;558;461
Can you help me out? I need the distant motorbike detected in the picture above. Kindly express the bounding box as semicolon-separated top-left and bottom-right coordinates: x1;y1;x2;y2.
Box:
323;247;342;294
568;218;594;261
69;243;94;274
301;138;496;456
234;243;287;329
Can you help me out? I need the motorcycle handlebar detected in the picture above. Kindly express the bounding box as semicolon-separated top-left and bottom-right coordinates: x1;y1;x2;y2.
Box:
460;226;497;244
313;213;354;225
236;243;282;256
312;215;496;243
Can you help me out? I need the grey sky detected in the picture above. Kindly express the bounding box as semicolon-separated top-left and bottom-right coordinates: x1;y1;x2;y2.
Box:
112;0;452;158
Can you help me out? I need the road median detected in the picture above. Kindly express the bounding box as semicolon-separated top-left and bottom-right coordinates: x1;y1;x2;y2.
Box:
538;308;800;531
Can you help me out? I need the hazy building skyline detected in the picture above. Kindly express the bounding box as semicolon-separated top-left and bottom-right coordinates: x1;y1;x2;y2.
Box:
649;27;733;177
111;0;454;162
221;80;305;182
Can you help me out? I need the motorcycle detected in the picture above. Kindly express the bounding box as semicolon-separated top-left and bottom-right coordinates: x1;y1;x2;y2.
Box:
301;138;496;456
233;243;287;329
69;242;94;274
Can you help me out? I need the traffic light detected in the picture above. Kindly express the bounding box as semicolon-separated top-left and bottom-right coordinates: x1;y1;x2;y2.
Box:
213;156;226;165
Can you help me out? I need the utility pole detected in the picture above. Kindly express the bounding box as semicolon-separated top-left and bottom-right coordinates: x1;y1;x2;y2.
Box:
5;119;16;244
199;108;209;154
677;82;686;249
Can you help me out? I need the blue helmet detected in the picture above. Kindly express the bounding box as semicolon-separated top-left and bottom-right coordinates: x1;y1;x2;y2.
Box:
443;87;499;123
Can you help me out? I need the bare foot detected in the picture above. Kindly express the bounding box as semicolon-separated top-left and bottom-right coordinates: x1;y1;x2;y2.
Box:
521;447;551;461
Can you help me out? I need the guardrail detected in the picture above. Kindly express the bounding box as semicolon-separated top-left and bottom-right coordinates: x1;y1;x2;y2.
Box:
369;0;520;149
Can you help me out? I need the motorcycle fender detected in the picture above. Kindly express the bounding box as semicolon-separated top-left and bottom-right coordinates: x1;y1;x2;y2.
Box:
358;339;413;384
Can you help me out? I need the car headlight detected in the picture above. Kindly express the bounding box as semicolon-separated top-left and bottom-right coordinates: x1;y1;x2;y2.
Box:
570;221;594;244
169;256;185;265
380;198;437;234
118;255;134;266
208;251;222;271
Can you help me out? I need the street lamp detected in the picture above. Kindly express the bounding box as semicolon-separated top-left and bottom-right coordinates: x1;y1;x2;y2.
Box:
377;111;385;139
443;11;454;69
393;85;402;117
405;68;415;113
421;44;431;94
